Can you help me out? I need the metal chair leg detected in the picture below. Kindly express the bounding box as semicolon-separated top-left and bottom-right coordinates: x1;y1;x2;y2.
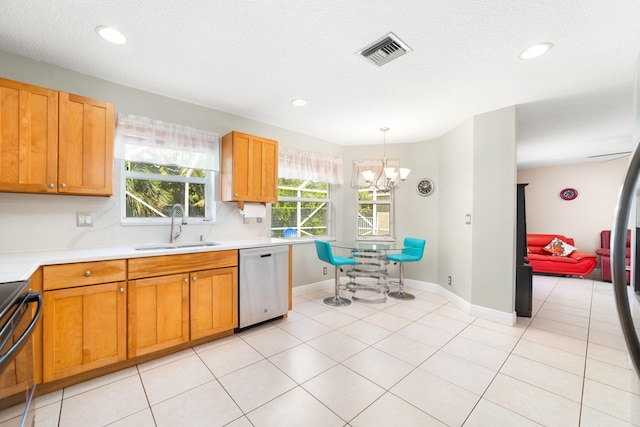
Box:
324;265;351;306
388;262;415;300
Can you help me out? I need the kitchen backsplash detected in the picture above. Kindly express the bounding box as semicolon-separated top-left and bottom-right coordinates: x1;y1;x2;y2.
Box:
0;164;270;253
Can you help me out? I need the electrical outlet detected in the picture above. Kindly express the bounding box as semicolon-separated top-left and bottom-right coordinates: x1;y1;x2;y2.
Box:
447;275;452;285
323;267;328;275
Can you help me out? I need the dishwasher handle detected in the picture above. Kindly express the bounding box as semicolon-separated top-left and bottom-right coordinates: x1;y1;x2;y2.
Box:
260;253;272;258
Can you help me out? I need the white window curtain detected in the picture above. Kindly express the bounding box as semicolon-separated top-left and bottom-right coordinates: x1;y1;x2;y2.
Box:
278;147;343;185
114;113;219;170
351;159;400;188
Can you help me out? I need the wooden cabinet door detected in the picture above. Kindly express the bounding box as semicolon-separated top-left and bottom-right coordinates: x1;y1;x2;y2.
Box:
228;132;251;201
257;137;278;202
190;267;238;340
0;337;34;402
42;282;126;382
58;92;114;196
127;273;190;358
221;132;278;203
0;78;58;193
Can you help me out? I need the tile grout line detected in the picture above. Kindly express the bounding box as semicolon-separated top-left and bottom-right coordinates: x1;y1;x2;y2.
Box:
458;275;561;426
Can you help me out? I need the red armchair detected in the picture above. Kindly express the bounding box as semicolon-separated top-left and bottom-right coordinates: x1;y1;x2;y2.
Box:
596;230;630;283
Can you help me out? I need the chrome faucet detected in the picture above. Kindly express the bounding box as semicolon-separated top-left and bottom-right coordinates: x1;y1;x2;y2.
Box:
169;203;186;243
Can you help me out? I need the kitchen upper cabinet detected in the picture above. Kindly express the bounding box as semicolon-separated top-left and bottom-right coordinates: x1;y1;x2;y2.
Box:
0;77;114;196
58;92;114;196
190;267;238;340
0;78;58;193
127;273;190;358
221;131;278;204
42;261;126;382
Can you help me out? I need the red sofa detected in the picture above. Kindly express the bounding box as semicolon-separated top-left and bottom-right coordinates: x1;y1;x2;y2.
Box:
596;229;630;283
526;234;597;277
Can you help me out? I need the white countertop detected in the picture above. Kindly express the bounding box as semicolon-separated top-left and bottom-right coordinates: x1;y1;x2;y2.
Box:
0;238;311;283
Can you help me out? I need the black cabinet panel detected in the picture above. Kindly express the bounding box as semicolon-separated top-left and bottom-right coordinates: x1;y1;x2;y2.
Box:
516;183;532;317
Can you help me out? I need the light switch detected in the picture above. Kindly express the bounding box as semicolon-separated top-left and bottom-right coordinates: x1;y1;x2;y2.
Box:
465;214;471;224
77;212;94;227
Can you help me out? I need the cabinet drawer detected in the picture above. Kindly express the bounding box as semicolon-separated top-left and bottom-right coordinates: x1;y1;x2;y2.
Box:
128;250;238;280
43;260;126;290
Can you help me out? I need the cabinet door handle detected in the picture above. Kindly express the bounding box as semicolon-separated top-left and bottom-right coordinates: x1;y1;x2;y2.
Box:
119;287;124;293
48;183;55;188
84;270;91;277
183;278;188;283
192;277;197;282
60;183;67;188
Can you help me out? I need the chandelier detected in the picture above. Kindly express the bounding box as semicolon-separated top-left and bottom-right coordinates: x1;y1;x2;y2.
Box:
361;127;411;192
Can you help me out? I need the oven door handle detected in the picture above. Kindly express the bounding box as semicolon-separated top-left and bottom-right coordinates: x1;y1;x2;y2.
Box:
0;291;43;369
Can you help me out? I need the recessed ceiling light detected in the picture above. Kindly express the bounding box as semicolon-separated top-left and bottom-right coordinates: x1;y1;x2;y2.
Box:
96;26;127;45
519;42;553;59
291;99;307;107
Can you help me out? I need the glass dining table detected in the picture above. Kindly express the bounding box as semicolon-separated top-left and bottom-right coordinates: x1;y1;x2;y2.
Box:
330;241;403;303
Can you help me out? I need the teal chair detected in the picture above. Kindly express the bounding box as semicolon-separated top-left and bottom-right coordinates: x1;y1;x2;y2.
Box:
387;237;426;300
315;240;356;306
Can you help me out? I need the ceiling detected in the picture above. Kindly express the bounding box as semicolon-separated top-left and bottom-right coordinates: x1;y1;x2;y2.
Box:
1;1;640;169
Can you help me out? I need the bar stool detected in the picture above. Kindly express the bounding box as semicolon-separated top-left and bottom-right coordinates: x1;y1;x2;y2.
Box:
315;240;356;306
387;237;426;300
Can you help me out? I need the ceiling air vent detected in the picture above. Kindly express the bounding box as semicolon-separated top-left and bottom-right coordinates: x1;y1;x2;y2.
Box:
358;32;412;66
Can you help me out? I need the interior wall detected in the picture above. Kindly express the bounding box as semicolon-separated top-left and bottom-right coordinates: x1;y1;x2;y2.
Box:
398;140;440;284
0;50;344;255
341;140;441;285
437;118;474;301
517;157;630;256
0;50;517;315
471;106;517;313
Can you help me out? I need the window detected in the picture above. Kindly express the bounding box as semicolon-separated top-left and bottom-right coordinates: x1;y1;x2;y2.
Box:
114;113;219;223
357;187;393;239
271;147;342;238
123;161;213;222
271;178;330;237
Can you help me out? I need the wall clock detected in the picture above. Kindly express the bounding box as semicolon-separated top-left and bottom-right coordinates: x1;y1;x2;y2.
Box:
417;178;435;196
560;188;578;201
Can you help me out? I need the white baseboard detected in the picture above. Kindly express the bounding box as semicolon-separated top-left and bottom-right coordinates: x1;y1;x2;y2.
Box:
293;278;517;326
292;279;334;296
403;279;517;326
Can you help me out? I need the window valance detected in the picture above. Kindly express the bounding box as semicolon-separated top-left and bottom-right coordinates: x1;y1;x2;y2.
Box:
114;113;219;171
279;147;343;185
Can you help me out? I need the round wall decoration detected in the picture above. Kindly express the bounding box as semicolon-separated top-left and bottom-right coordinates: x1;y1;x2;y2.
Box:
560;188;578;201
417;178;435;196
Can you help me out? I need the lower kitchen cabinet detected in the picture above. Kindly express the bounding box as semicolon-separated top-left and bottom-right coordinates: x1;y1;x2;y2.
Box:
38;251;240;386
42;281;127;382
190;267;238;340
0;338;34;401
127;273;190;358
127;250;239;354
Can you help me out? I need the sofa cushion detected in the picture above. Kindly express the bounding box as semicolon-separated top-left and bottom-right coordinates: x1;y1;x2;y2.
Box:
527;253;578;264
595;248;631;257
543;237;577;257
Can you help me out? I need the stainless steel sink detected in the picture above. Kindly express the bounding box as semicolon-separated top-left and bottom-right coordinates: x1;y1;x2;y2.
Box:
134;242;220;251
175;242;220;248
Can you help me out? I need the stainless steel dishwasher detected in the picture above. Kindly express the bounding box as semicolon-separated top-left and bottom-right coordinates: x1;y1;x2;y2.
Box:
238;245;289;329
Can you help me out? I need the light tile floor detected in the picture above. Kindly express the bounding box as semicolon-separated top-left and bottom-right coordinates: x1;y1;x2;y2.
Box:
4;275;640;426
